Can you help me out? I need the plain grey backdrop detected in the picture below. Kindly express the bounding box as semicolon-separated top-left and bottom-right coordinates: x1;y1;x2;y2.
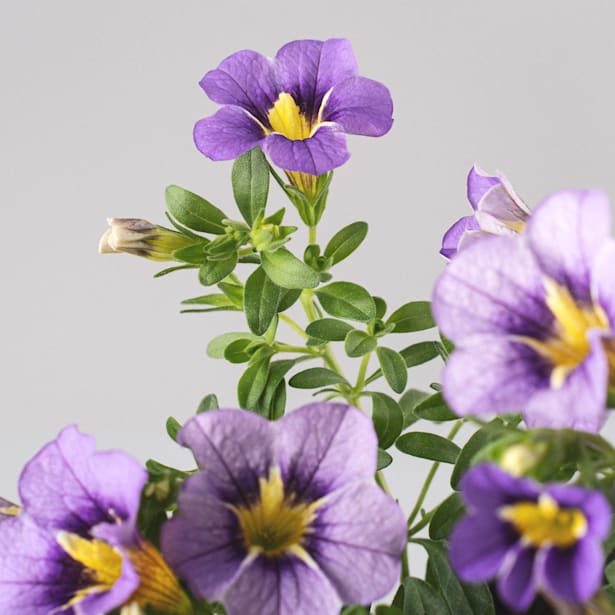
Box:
2;0;615;573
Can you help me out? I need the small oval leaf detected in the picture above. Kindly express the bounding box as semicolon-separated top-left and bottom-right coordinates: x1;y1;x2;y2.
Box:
396;432;461;464
324;221;368;265
165;185;227;234
316;282;376;322
289;367;348;389
261;248;320;289
387;301;436;333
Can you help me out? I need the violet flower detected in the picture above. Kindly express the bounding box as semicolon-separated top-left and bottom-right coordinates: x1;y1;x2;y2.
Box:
440;165;530;258
432;188;615;431
161;402;406;615
449;464;610;610
0;426;190;615
194;38;393;177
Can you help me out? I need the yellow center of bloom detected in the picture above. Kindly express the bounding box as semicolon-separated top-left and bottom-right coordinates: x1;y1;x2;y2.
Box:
267;93;313;141
231;467;323;561
519;279;611;388
499;494;587;548
57;531;191;614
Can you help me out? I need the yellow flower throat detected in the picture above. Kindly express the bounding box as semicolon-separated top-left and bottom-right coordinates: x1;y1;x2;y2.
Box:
520;279;611;388
231;467;323;561
499;494;587;548
267;92;315;141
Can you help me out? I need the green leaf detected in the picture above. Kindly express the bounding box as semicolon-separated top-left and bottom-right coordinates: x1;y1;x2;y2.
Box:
402;577;450;615
387;301;435;333
199;253;238;286
172;242;208;264
165;416;181;442
373;296;387;320
344;330;377;358
396;432;461;464
231;148;269;225
165;185;227;234
223;338;254;363
153;264;197;278
413;392;458;422
305;318;354;342
377;448;393;470
206;332;258;359
371;392;404;449
376;347;408;393
244;267;282;335
429;493;465;540
400;341;441;367
413;538;495;615
277;288;302;312
323;221;368;265
217;282;244;309
450;419;506;489
399;389;430;429
181;293;235;307
316;282;376;322
259;359;297;419
261;248;320;289
289;367;348;389
237;358;270;410
197;393;219;413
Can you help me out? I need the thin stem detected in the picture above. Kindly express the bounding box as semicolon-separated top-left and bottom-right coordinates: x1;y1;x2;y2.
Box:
279;313;308;340
401;547;410;580
406;420;464;529
375;471;392;495
407;508;436;538
308;225;317;245
272;343;322;356
353;353;372;397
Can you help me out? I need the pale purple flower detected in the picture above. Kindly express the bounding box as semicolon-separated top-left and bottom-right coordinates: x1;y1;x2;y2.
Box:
440;165;530;258
432;188;615;431
194;39;393;175
0;426;190;614
161;402;406;615
450;464;610;610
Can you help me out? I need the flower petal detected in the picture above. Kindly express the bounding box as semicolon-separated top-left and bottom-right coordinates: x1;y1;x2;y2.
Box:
161;472;245;600
441;336;549;417
459;464;539;511
527;189;611;304
523;330;608;432
467;166;501;210
307;481;405;604
199;50;277;121
221;554;341;615
440;215;481;259
194;106;266;162
449;513;516;582
276;403;377;500
178;409;275;505
264;126;349;175
325;76;393;136
273;39;358;117
432;235;553;341
497;545;537;611
592;238;615;325
540;539;604;604
18;425;146;534
0;516;83;614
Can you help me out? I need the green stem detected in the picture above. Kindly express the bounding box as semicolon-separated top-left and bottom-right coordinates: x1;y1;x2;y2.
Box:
406;420;464;530
308;225;317;245
279;313;308;340
353;352;372;397
272;343;322;356
401;547;410;580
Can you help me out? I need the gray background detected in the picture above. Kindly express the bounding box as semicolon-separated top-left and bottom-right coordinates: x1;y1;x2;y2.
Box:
2;0;615;574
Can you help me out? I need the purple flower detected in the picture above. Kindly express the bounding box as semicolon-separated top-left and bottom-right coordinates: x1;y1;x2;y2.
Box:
432;188;615;431
449;464;611;610
194;39;393;176
0;426;190;614
440;165;530;258
161;402;406;615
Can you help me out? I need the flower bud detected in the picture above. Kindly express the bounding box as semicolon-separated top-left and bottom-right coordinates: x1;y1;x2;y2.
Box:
99;218;195;261
499;442;548;477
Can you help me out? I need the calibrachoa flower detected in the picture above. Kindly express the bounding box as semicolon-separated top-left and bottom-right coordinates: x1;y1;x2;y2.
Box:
449;464;611;610
0;426;190;615
161;402;406;615
432;188;615;431
194;38;393;177
440;165;530;259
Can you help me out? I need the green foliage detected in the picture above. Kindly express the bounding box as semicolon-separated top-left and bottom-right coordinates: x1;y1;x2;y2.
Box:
237;358;270;410
401;577;450;615
232;148;270;226
323;221;368;265
344;330;377;357
377;448;393;470
207;332;258;359
396;432;461;464
399;389;430;429
244;267;282;335
371;393;404;449
429;493;465;540
165;185;228;234
197;393;219;413
305;318;354;341
289;367;349;389
165;416;181;442
199;253;238;286
376;346;408;393
261;248;320;289
315;282;376;321
387;301;435;333
413;392;458;422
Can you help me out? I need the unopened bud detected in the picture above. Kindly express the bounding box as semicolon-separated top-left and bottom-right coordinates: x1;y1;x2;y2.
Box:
99;218;195;261
499;442;547;477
